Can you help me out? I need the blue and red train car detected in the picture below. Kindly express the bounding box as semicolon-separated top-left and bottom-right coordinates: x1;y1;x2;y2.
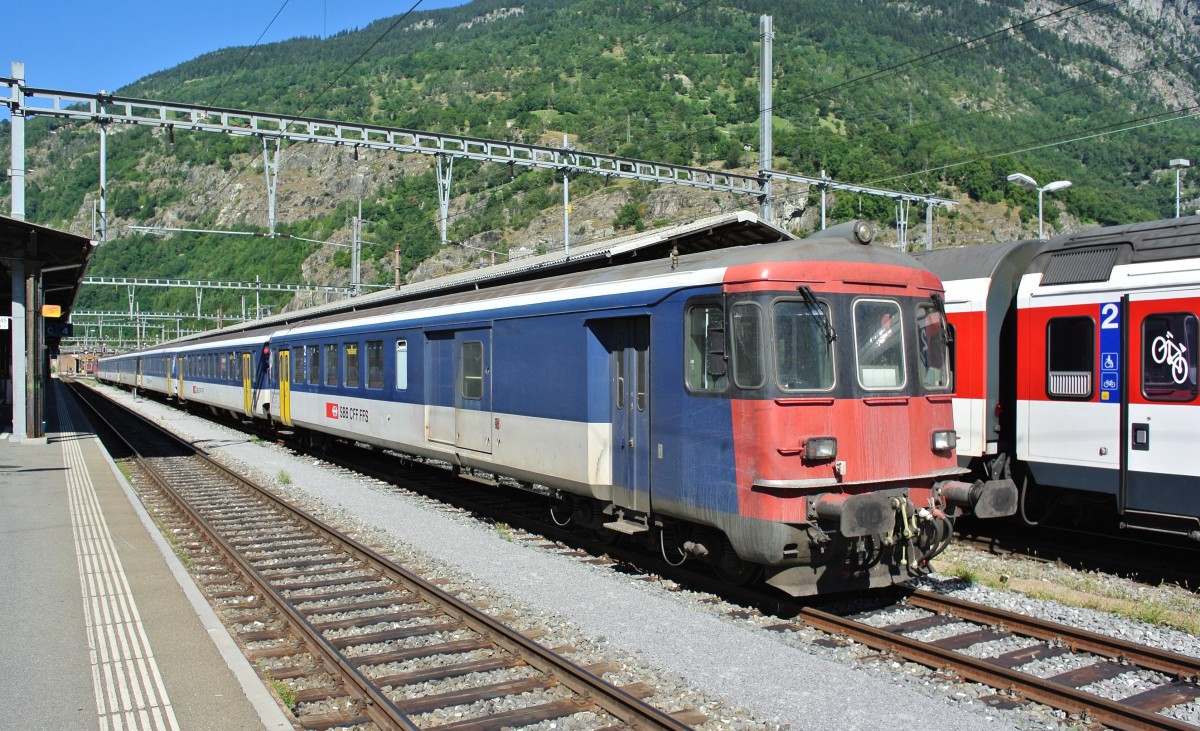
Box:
102;213;1016;595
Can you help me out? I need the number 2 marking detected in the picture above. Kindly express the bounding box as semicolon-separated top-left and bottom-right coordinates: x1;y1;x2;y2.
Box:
1100;303;1120;329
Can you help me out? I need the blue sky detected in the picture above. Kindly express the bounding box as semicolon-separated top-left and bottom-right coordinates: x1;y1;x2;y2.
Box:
6;1;470;94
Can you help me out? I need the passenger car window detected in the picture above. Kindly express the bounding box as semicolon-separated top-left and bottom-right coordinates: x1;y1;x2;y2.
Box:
293;346;306;384
854;299;905;390
308;344;320;384
774;300;835;391
344;342;360;388
685;304;728;391
1047;316;1093;399
395;340;408;390
324;343;339;386
367;341;384;389
1142;313;1198;402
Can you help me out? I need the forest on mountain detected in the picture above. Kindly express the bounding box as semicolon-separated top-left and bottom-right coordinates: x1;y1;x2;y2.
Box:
2;0;1199;318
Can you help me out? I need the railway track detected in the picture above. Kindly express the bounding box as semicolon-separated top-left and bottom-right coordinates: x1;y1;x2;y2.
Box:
68;382;703;731
270;415;1200;729
82;380;1200;729
785;590;1200;730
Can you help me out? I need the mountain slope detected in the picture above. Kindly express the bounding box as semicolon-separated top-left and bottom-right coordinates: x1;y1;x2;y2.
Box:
2;0;1198;317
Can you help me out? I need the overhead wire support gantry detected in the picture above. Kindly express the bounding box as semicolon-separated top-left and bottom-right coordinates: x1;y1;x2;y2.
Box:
2;71;957;250
82;275;353;296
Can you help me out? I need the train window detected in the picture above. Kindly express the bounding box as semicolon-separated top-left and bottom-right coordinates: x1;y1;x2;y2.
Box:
462;341;484;400
685;304;728;392
308;344;321;385
854;299;906;390
324;343;339;386
1046;317;1094;399
1142;313;1198;402
366;341;384;389
916;303;952;390
731;302;766;390
395;340;409;390
344;342;360;388
293;346;306;385
774;300;835;391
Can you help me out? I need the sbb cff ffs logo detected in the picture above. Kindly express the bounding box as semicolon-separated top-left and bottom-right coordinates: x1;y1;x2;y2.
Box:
325;403;369;422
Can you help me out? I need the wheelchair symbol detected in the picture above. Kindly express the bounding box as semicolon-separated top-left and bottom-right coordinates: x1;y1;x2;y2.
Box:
1102;353;1117;370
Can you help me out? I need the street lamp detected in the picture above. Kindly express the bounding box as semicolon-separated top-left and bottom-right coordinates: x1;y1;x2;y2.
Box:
1170;159;1191;218
1007;173;1072;239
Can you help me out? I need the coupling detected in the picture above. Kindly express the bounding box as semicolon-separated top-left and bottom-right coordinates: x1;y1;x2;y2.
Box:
939;478;1018;519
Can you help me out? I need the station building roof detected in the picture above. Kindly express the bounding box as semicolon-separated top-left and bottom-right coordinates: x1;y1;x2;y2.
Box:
0;215;95;343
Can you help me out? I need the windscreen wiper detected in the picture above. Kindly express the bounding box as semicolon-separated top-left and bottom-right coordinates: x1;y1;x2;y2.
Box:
798;285;836;343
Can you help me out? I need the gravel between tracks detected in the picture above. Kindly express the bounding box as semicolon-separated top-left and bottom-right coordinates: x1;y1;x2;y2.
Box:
104;385;1200;731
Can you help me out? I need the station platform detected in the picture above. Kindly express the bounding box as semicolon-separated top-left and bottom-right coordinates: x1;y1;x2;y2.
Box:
0;378;292;731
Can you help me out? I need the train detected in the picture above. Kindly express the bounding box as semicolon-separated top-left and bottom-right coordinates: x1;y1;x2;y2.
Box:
914;215;1200;542
98;212;1017;596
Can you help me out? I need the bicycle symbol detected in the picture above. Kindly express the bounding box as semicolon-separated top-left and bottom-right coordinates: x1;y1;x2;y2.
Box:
1151;331;1190;384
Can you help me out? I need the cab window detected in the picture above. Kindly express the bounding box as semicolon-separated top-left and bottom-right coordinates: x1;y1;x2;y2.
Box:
774;300;835;391
685;304;728;392
854;299;905;390
916;302;952;390
731;302;765;389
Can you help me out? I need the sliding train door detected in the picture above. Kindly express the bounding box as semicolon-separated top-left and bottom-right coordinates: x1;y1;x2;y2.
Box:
424;328;493;453
1123;290;1200;521
242;353;253;417
278;349;292;427
604;317;651;516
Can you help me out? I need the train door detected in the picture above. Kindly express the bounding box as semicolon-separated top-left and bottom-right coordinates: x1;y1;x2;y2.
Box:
454;329;493;453
1021;300;1120;494
426;332;456;444
424;329;494;451
279;349;292;427
242;353;253;416
167;356;177;398
606;317;651;516
135;357;143;390
1123;290;1200;519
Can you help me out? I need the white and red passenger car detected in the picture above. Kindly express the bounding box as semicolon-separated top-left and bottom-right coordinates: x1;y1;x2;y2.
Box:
917;216;1200;540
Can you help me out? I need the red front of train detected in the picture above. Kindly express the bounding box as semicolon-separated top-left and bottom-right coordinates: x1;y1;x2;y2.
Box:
693;223;1017;595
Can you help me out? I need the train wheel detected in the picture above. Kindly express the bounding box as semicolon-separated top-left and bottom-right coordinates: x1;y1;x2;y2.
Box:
711;534;761;585
713;556;762;585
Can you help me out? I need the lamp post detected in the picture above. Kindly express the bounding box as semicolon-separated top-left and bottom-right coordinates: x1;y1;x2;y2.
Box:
1007;173;1072;239
1170;159;1191;218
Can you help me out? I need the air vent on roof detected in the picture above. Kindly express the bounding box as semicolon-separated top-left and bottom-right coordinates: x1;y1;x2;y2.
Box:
1040;245;1120;285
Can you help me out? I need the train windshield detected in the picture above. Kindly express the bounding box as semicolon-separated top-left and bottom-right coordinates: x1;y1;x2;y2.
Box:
854;299;906;390
773;300;835;390
916;301;952;390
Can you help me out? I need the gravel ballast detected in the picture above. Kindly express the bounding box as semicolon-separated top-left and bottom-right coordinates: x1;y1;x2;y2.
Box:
100;384;1200;730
